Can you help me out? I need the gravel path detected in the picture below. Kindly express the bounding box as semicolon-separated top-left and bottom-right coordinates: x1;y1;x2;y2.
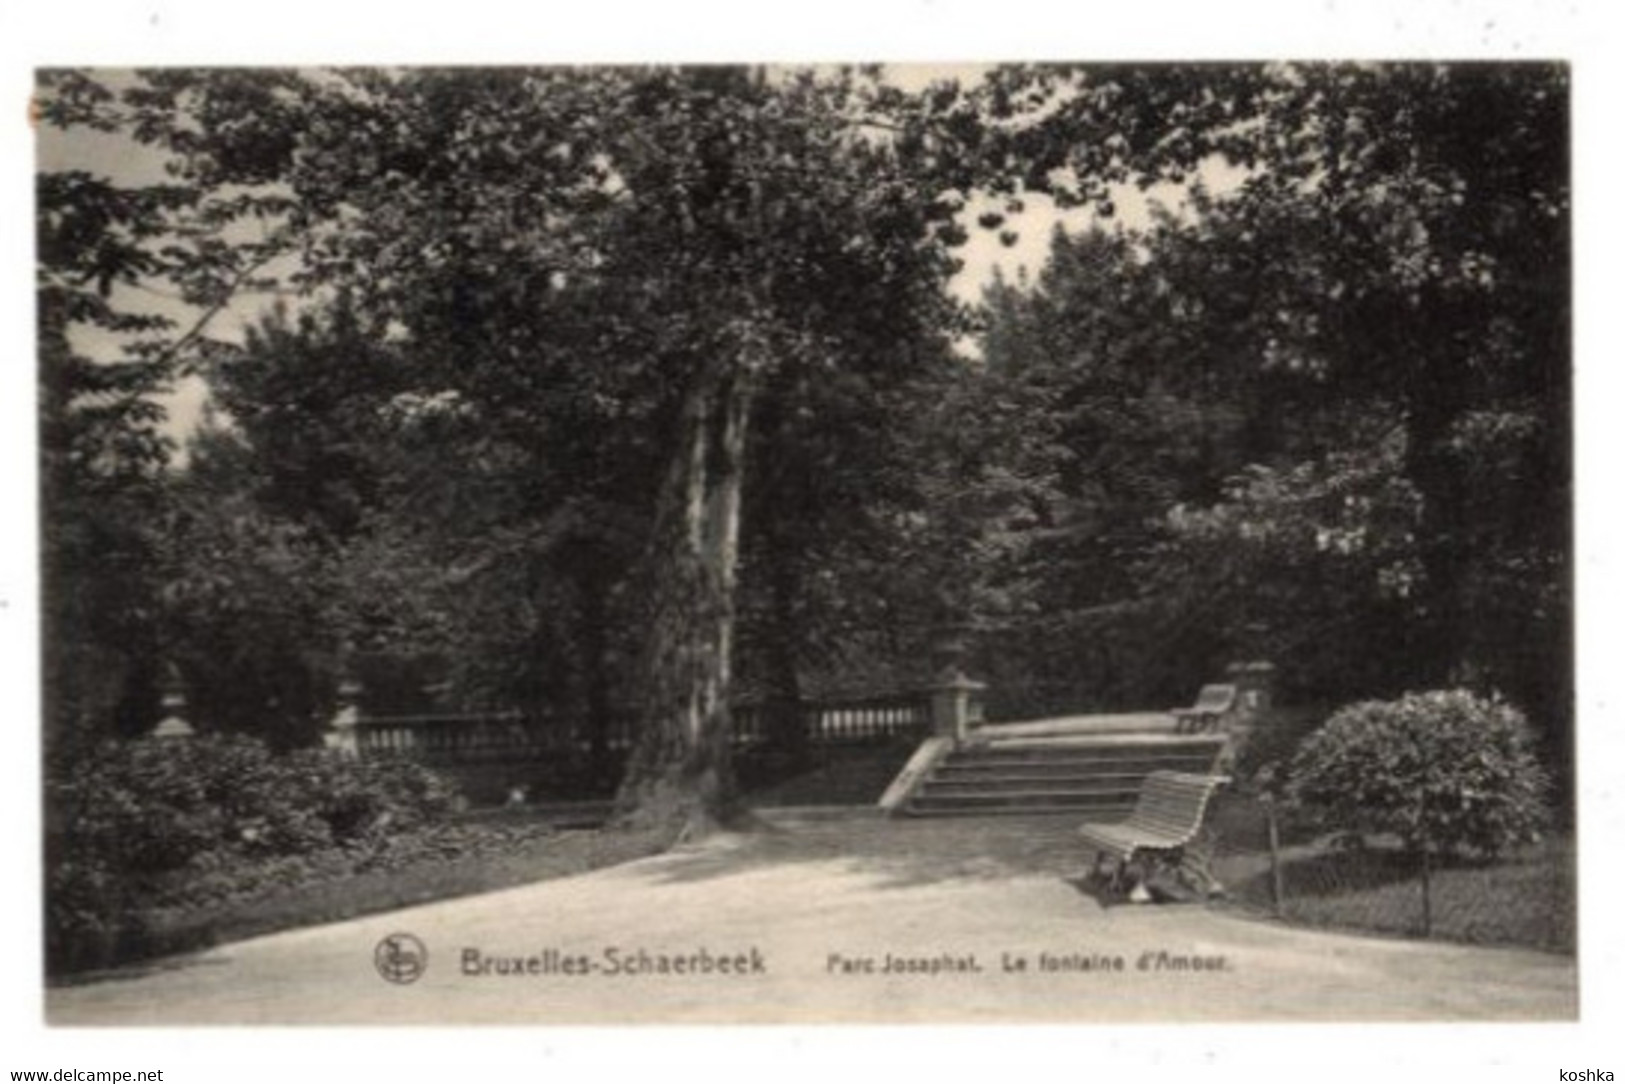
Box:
47;811;1576;1025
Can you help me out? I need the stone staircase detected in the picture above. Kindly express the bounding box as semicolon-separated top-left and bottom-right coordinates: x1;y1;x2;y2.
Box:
895;713;1228;819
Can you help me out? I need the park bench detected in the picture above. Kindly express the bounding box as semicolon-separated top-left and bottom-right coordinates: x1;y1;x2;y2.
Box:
1078;770;1230;902
1172;683;1237;734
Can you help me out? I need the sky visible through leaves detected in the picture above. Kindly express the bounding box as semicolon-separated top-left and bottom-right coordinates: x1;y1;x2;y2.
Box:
33;64;1240;451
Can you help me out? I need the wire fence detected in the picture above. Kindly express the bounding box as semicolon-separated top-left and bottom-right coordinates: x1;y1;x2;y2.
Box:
1202;788;1575;953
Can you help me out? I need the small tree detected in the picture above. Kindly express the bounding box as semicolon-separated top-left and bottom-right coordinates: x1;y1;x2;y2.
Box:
1287;689;1548;861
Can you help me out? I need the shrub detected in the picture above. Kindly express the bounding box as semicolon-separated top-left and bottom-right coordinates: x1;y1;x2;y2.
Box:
43;734;457;971
1286;689;1548;860
275;750;460;846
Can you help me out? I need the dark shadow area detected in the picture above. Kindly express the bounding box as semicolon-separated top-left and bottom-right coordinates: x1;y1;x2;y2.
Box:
1204;797;1326;852
739;740;919;807
1062;871;1131;910
1061;864;1214;910
49;948;236;988
1270;847;1424;900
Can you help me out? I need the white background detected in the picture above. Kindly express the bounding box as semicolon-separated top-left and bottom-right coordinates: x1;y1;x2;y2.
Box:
4;2;1621;1080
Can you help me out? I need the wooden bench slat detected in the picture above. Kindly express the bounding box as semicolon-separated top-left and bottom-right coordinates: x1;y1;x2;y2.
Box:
1128;818;1195;837
1127;823;1197;836
1142;791;1206;809
1140;788;1216;805
1136;804;1201;819
1077;770;1228;866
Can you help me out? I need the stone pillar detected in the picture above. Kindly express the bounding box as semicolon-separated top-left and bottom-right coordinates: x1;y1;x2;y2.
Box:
1225;661;1278;718
151;664;194;740
1216;661;1277;776
325;675;363;757
929;666;987;744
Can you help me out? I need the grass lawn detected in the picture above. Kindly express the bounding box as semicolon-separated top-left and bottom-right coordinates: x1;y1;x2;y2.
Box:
55;819;671;980
1213;836;1576;953
741;739;917;807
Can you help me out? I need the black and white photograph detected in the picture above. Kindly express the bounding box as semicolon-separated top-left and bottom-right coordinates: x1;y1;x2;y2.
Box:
7;1;1622;1078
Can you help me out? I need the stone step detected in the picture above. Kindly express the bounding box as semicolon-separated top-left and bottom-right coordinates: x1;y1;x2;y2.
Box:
968;733;1226;753
905;788;1140;814
912;782;1144;803
902;801;1137;819
972;713;1181;739
935;753;1222;776
882;716;1230;820
919;771;1178;793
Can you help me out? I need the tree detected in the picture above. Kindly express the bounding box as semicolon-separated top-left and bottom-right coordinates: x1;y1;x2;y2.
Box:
37;69;317;749
969;227;1232;708
968;64;1569;743
162;442;338;751
206;297;403;543
38;80;185;749
573;68;969;832
47;63;1564;839
72;66;982;836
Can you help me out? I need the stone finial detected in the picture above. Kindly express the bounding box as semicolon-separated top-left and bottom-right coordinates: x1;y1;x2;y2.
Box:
151;663;194;740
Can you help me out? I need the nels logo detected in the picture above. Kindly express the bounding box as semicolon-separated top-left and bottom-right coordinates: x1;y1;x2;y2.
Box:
374;933;428;985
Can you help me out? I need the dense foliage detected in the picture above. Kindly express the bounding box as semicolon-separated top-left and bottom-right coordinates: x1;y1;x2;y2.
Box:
1286;690;1549;859
35;63;1570;833
962;65;1569;760
44;734;457;969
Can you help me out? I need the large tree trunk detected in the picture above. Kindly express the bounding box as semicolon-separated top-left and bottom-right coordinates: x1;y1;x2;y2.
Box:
613;356;756;839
